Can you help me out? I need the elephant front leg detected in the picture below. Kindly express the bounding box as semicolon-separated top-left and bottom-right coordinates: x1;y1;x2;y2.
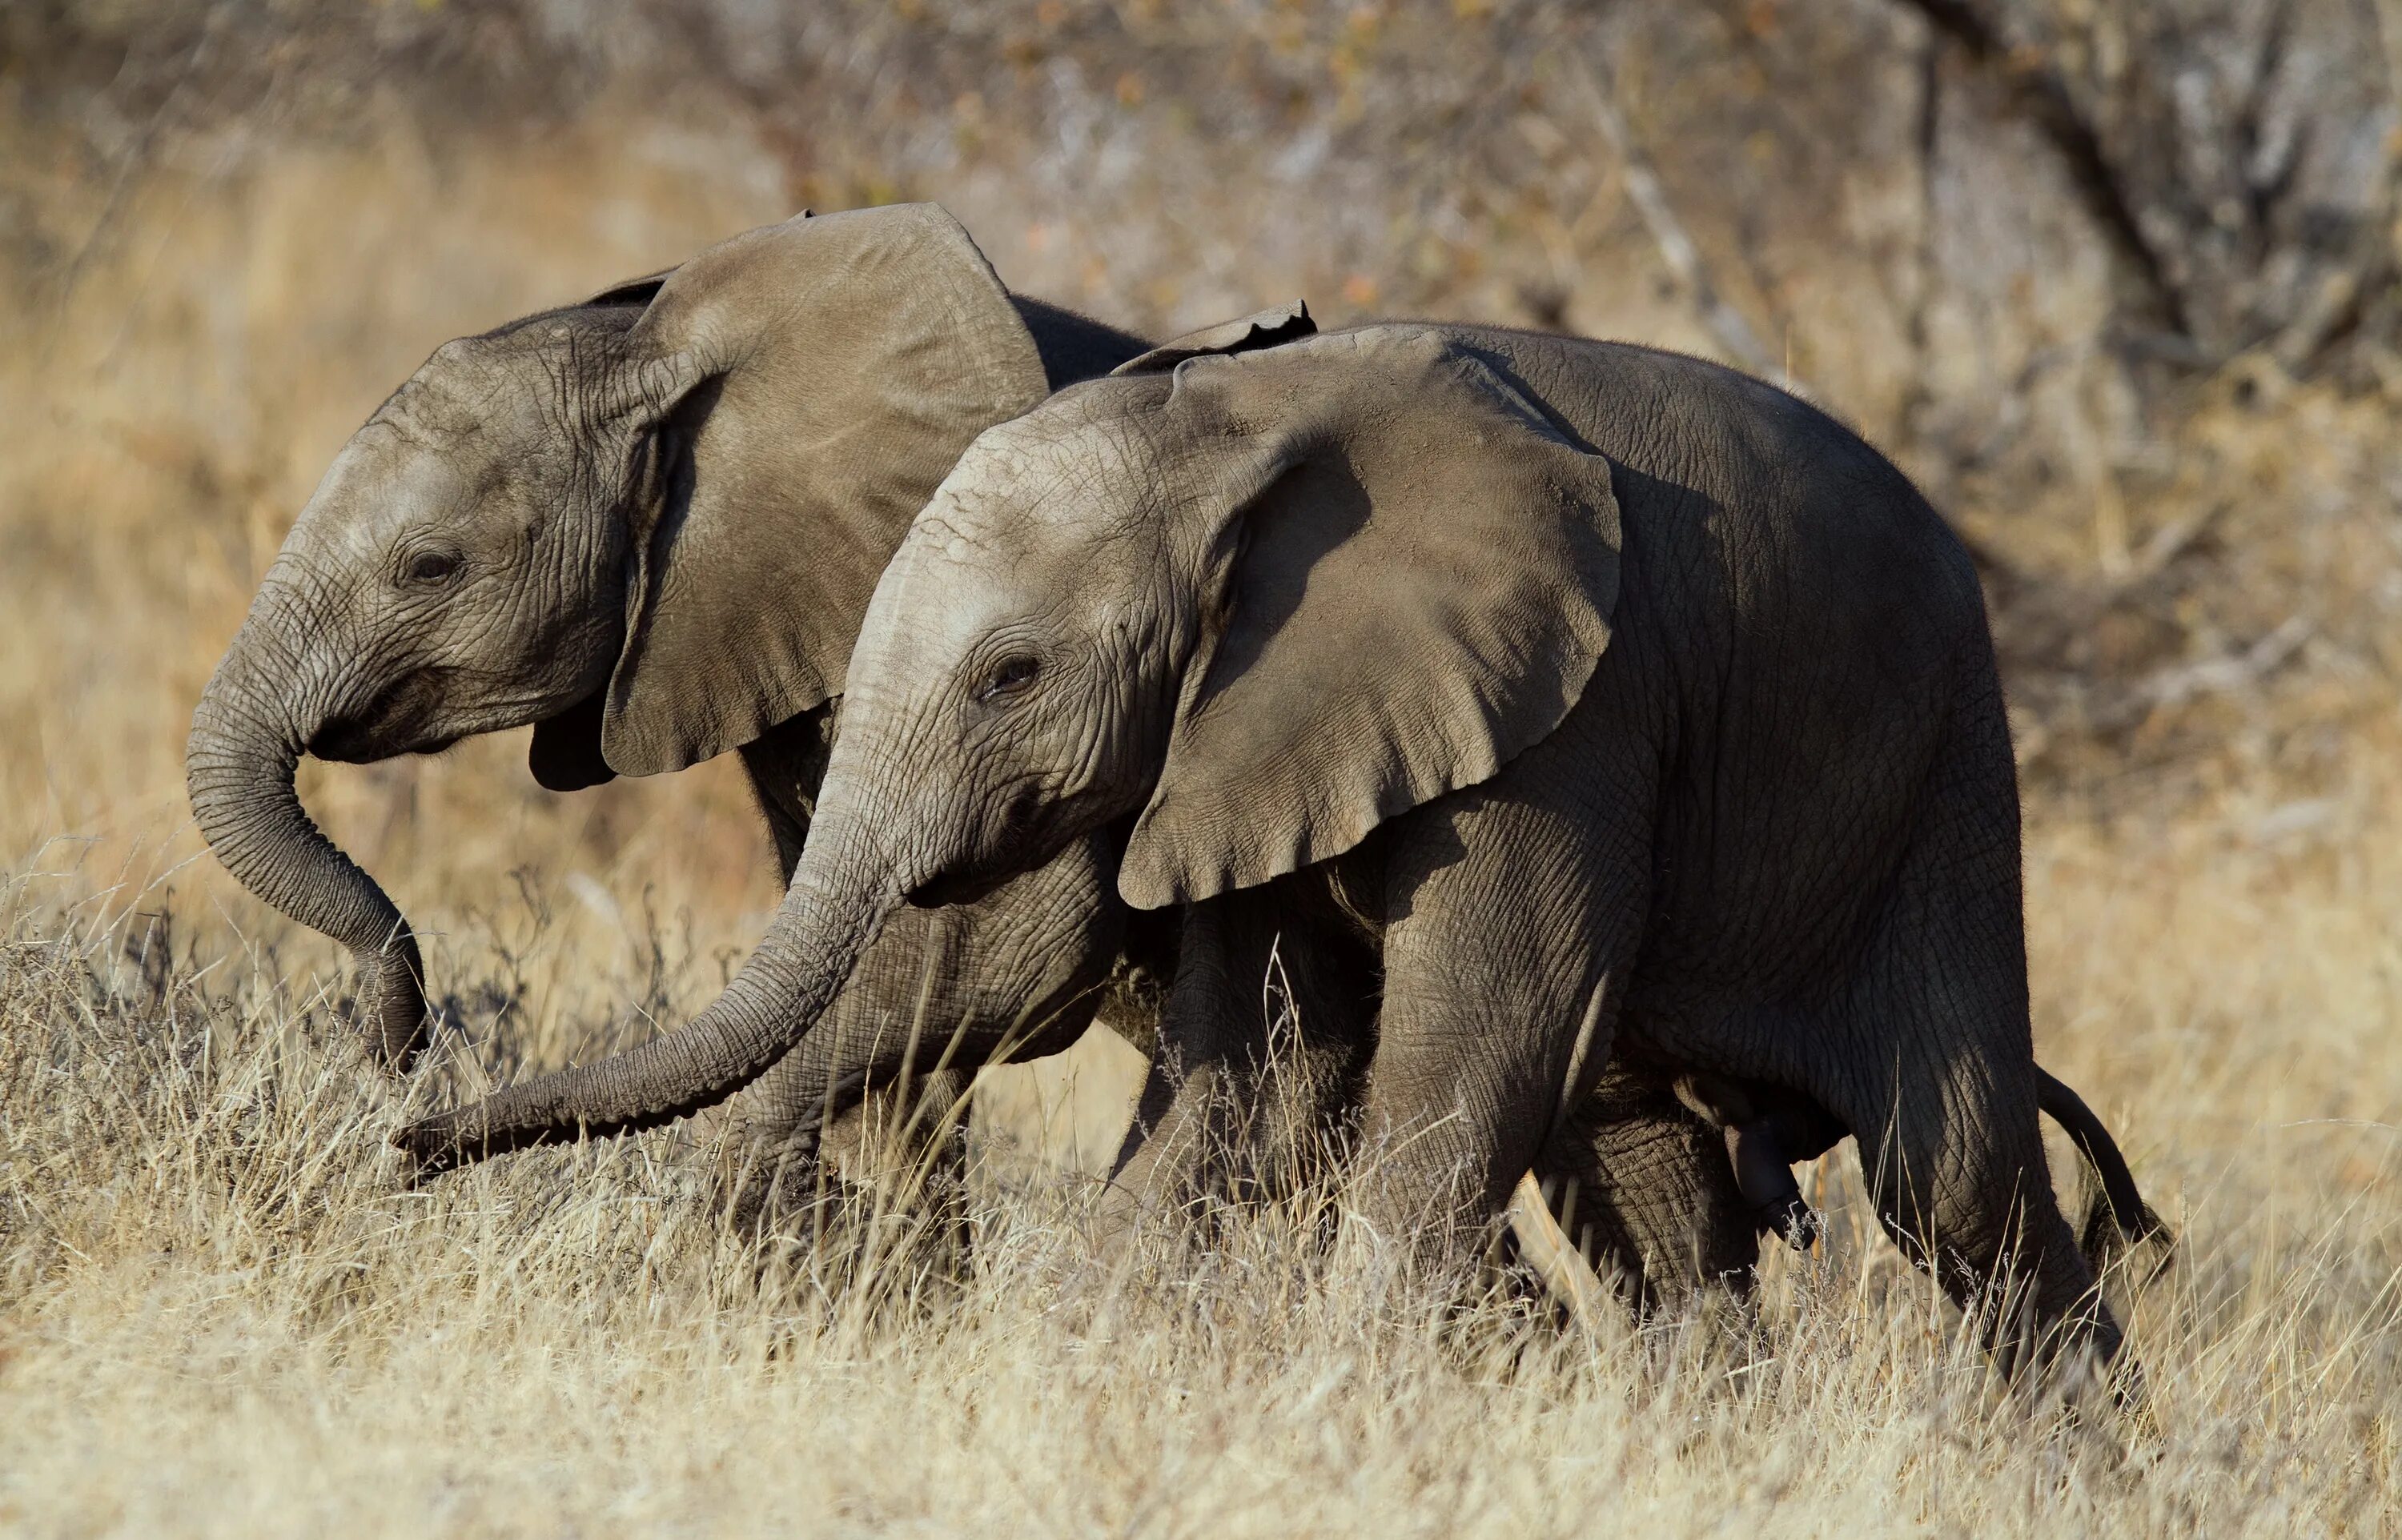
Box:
726;716;977;1255
1351;966;1630;1274
1103;884;1376;1244
738;713;836;886
717;1038;975;1265
1347;769;1655;1281
820;1063;977;1261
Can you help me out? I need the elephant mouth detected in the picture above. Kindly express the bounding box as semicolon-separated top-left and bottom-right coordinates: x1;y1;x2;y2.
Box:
906;795;1147;911
307;673;464;762
307;718;462;763
902;863;1014;909
902;782;1078;909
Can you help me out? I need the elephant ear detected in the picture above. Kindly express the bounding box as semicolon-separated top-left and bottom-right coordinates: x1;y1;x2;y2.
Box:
1109;300;1313;375
598;204;1052;777
1117;325;1623;909
581;268;677;307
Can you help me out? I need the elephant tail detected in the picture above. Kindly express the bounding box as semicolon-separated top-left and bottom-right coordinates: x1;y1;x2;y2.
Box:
2036;1066;2175;1278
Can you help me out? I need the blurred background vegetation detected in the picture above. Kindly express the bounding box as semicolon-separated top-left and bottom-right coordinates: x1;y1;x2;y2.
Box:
10;0;2402;815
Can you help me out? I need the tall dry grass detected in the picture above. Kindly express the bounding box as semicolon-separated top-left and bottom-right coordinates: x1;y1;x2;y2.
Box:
2;33;2400;1536
3;795;2399;1535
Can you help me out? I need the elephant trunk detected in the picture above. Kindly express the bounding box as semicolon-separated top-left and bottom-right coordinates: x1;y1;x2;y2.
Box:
187;608;431;1069
399;776;906;1170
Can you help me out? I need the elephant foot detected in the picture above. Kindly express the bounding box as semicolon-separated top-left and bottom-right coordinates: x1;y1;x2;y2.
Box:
1725;1120;1822;1252
1753;1192;1822;1252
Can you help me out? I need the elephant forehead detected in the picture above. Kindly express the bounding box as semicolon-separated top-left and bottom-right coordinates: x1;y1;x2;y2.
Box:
298;429;459;551
852;538;1027;683
883;495;1132;653
384;327;582;451
931;414;1154;537
382;363;501;443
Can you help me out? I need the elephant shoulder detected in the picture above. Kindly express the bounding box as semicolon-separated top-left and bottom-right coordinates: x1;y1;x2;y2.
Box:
1450;328;1978;620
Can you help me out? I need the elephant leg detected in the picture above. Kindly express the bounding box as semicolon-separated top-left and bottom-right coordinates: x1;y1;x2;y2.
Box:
1842;1049;2114;1379
1818;691;2124;1382
738;713;837;887
721;737;1125;1265
1351;762;1654;1273
727;720;978;1249
1533;1061;1760;1312
717;1039;974;1257
1106;883;1376;1237
819;1063;978;1258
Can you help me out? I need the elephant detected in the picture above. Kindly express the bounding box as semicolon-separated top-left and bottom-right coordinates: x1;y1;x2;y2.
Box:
1111;743;2158;1306
404;306;2167;1377
186;204;1156;1229
184;205;1765;1305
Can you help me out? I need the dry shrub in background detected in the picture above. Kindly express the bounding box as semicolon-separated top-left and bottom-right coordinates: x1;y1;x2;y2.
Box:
1;2;2399;1532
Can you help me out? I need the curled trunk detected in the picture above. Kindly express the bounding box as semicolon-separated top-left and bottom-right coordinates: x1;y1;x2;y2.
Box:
187;628;430;1069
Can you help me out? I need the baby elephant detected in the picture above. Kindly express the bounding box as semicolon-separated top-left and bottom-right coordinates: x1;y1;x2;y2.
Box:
184;199;1761;1301
412;309;2164;1381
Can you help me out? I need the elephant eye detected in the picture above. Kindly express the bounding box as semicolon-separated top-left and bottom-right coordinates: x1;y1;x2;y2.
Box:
975;653;1042;704
402;549;463;587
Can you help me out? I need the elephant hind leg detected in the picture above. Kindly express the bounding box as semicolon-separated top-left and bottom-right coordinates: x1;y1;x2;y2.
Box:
1537;1062;1761;1313
1846;1077;2118;1381
1825;684;2127;1384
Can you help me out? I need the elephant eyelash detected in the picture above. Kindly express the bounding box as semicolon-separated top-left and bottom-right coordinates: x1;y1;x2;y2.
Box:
400;549;464;587
974;654;1042;703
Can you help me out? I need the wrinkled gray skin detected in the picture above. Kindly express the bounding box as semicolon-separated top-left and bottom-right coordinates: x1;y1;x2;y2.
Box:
408;312;2160;1374
187;206;1756;1301
1120;871;1761;1303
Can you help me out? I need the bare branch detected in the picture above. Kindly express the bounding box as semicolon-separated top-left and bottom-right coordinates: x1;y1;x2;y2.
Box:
2088;615;2314;732
1896;0;2191;339
1576;54;1778;382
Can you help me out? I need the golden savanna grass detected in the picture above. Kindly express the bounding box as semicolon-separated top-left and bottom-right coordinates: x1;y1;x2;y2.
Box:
5;69;2401;1539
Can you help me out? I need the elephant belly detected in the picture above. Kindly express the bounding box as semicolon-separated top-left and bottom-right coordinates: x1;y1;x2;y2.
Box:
1547;606;1965;1083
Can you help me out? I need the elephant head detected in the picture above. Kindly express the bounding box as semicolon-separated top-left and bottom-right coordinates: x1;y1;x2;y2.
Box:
188;205;1056;1069
405;316;1623;1165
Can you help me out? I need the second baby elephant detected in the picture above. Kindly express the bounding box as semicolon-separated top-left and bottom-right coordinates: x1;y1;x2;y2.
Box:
185;203;1151;1222
408;311;2167;1376
187;205;1765;1304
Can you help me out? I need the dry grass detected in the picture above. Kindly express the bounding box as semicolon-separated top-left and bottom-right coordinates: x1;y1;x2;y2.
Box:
3;28;2401;1536
3;801;2399;1536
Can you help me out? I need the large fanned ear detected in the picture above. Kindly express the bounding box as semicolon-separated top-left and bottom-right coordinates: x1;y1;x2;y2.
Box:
1118;326;1623;909
1109;300;1313;375
599;204;1052;776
